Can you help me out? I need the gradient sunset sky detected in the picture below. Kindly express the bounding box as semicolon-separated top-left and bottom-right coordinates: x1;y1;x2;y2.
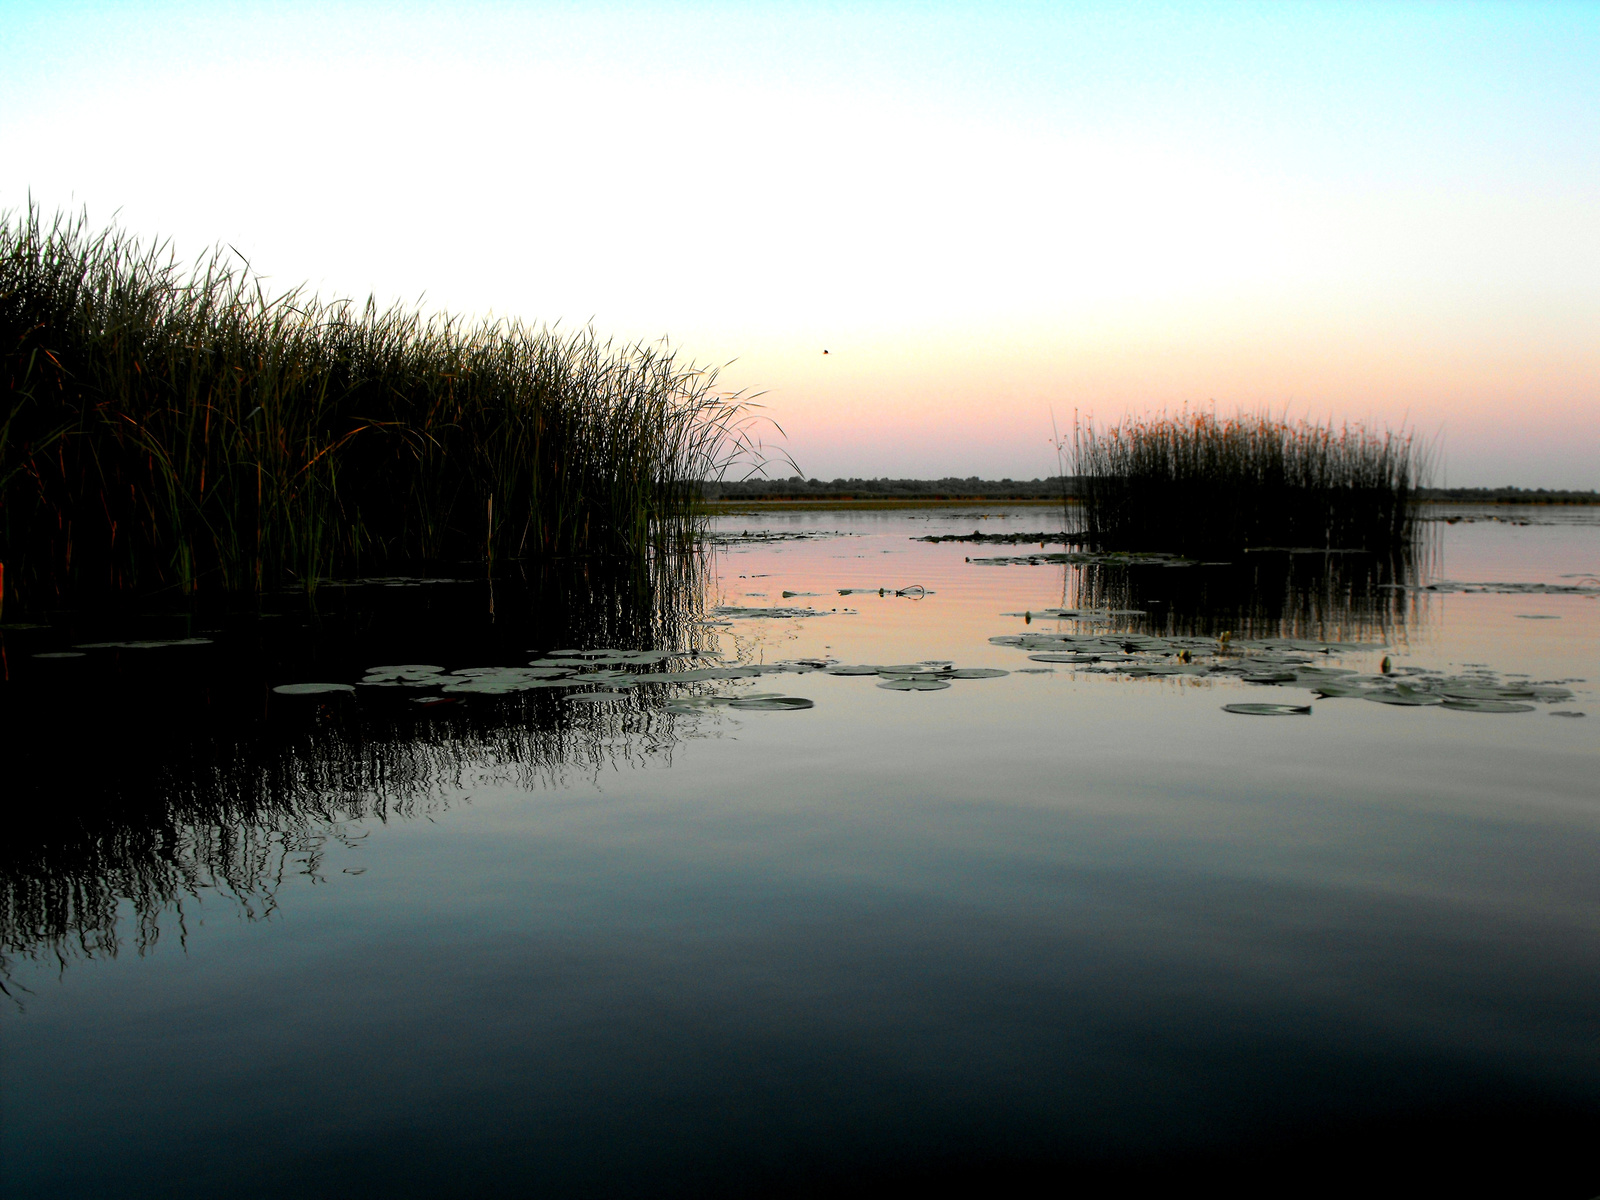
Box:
5;1;1597;487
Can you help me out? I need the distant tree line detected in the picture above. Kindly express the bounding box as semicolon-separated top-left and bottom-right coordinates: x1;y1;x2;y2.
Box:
698;478;1598;505
701;476;1075;500
1414;486;1600;505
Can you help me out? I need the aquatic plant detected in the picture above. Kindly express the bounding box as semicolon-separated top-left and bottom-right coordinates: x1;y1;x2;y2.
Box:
1069;410;1429;554
0;205;769;610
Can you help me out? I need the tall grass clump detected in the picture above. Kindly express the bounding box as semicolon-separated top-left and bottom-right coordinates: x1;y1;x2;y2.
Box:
1071;410;1428;554
1;206;766;609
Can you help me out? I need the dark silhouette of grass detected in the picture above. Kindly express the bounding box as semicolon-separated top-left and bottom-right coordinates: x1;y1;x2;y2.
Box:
1070;410;1428;554
1;206;771;610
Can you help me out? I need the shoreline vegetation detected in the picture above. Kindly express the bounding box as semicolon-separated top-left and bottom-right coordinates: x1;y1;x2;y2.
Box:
1;207;767;613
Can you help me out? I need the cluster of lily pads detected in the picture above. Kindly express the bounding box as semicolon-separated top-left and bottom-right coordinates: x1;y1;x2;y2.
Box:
272;649;834;710
968;550;1207;567
988;628;1583;716
916;531;1074;545
813;662;1009;691
34;636;214;658
269;649;1014;709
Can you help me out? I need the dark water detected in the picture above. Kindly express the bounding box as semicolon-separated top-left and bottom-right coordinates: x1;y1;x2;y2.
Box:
3;507;1598;1198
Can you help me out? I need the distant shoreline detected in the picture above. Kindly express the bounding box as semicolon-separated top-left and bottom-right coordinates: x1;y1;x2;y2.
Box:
699;480;1600;509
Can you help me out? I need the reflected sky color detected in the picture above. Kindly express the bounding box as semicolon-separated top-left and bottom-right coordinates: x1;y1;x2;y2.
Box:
5;1;1597;485
5;508;1598;1196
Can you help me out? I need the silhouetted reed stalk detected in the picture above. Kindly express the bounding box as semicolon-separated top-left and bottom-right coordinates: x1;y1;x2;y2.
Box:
1070;411;1428;554
1;206;770;609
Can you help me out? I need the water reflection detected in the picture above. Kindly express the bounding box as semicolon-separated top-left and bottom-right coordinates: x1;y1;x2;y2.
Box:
1;554;711;985
1062;537;1435;643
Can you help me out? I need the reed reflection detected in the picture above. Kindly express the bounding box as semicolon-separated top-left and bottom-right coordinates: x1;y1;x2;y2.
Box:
1061;536;1434;643
0;553;712;992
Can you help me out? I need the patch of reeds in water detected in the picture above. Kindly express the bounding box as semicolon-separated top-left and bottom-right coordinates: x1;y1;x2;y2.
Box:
1;206;768;609
1070;411;1428;555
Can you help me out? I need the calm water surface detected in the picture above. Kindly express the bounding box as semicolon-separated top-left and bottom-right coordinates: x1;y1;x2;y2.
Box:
3;506;1597;1197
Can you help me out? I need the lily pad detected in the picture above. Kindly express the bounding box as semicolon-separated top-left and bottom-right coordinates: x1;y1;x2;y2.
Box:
32;651;86;659
877;678;951;691
727;696;815;711
567;691;632;704
1222;702;1312;715
1441;698;1536;713
1551;710;1587;718
947;668;1009;679
1363;691;1443;707
273;682;356;696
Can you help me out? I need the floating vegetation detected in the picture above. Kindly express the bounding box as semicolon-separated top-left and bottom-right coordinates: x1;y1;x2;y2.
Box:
1070;410;1425;554
992;631;1388;656
441;672;578;695
916;531;1076;545
836;585;933;597
362;665;447;687
1222;703;1312;716
711;605;833;619
32;651;84;659
272;682;356;696
727;697;814;711
969;551;1198;567
74;637;213;650
987;627;1581;716
706;529;845;545
1381;580;1599;596
1001;608;1146;619
878;678;951;691
1441;698;1535;714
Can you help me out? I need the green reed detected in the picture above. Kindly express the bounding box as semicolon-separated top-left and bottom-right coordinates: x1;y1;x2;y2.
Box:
1070;410;1428;554
1;206;766;608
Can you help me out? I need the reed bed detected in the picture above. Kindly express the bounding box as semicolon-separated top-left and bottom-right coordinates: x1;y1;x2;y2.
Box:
1;206;765;609
1071;411;1427;554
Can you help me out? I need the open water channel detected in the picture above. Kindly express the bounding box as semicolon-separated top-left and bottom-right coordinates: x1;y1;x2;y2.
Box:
3;505;1597;1197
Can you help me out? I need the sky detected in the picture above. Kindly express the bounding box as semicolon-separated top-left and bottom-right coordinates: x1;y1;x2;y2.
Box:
4;1;1597;487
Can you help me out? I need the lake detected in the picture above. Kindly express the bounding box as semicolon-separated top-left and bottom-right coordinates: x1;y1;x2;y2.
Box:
3;504;1597;1198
